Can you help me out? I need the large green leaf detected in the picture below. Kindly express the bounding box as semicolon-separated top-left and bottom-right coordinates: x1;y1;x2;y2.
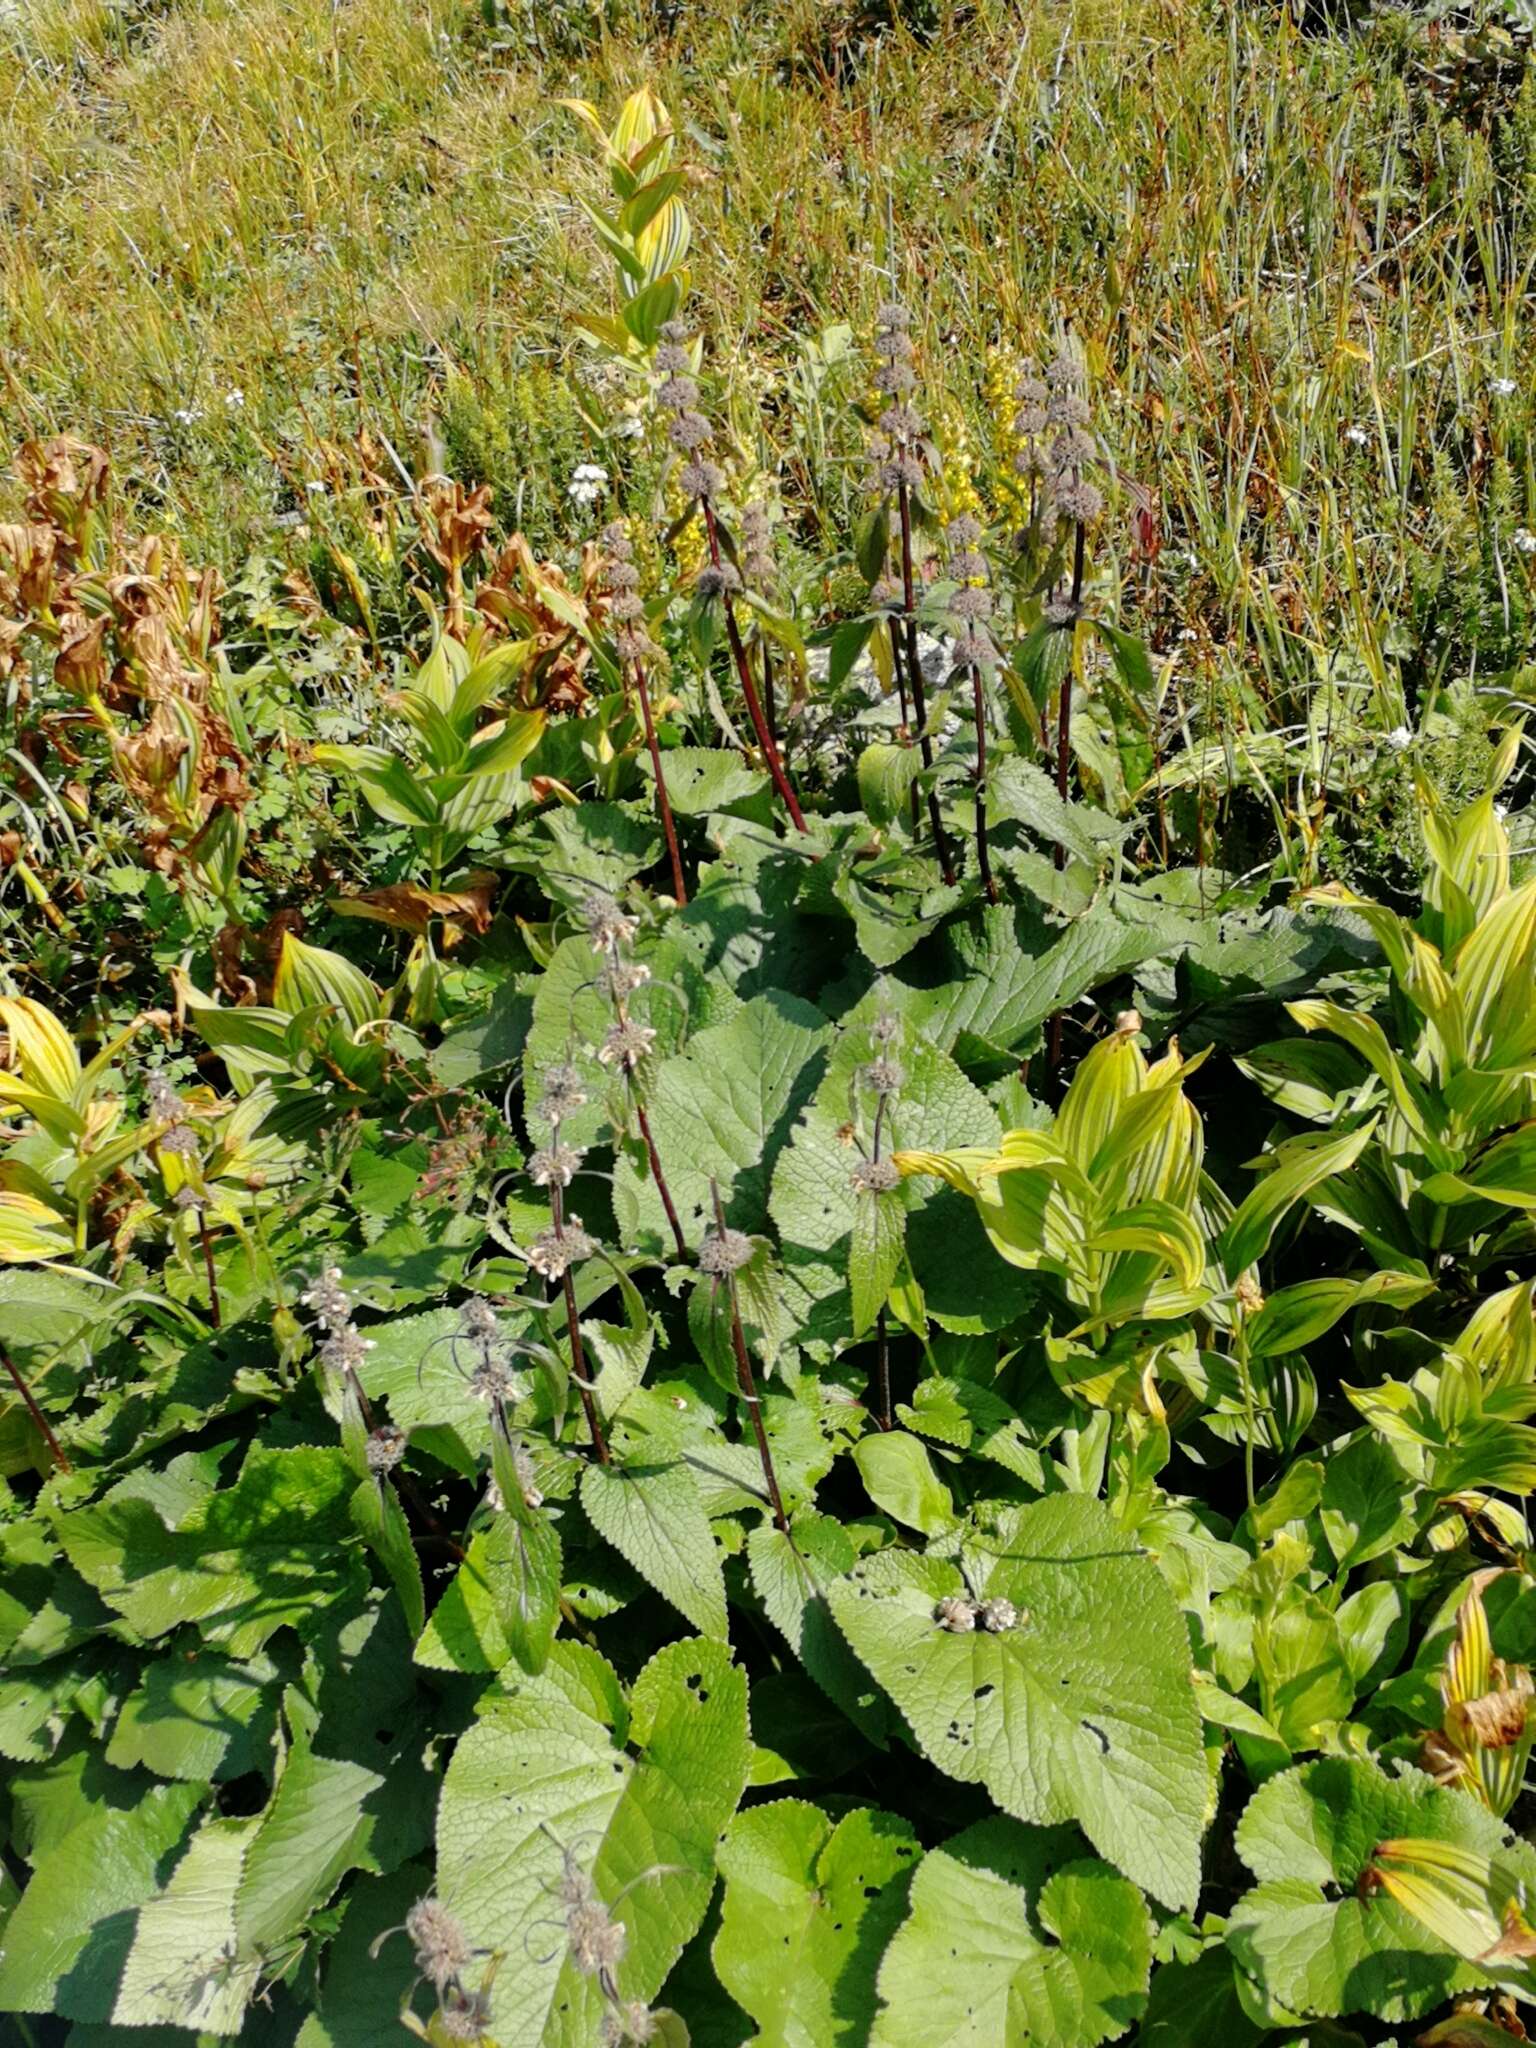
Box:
0;1780;204;2019
870;1820;1152;2048
826;1494;1206;1909
1227;1758;1528;2021
55;1446;366;1655
113;1816;261;2033
435;1638;749;2046
580;1458;728;1638
612;990;829;1246
713;1801;920;2046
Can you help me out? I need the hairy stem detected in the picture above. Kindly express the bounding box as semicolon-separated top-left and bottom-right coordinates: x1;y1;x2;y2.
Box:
635;1095;688;1262
2;1347;71;1475
711;1179;790;1535
702;499;807;832
198;1212;222;1329
1048;519;1088;1069
551;1183;609;1463
970;662;998;904
632;655;688;905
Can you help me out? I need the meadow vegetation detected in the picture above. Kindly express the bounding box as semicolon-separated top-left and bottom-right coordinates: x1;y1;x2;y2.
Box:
4;0;1536;2042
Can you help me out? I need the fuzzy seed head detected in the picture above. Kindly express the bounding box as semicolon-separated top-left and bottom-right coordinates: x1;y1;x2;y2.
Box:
538;1063;588;1123
146;1071;180;1121
678;458;725;502
160;1123;200;1158
300;1266;353;1330
567;1899;627;1979
404;1899;474;1991
935;1595;979;1633
173;1184;208;1213
979;1596;1021;1633
861;1056;905;1097
695;561;741;600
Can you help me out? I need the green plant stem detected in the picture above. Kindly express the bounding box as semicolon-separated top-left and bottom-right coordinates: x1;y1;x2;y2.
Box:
2;1347;71;1475
896;478;955;883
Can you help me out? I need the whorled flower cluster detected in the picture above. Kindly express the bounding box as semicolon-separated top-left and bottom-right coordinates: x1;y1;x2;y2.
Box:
867;301;926;494
697;1224;754;1278
1041;350;1103;529
946;513;997;671
599;520;660;669
373;1898;490;2041
550;1840;657;2040
299;1265;376;1382
740;500;777;594
654;321;723;503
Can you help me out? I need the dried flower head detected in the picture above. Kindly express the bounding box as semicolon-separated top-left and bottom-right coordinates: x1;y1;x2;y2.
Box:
403;1899;474;1991
850;1156;901;1196
319;1325;375;1377
656;373;699;411
678;458;725;502
601;519;633;558
526;1219;596;1281
697;1226;754;1277
861;1056;906;1097
529;1143;586;1189
538;1063;589;1123
601;2002;659;2046
979;1596;1021;1633
694;561;741;600
301;1266;354;1331
935;1595;979;1633
160;1123;201;1158
869;1012;902;1046
580;892;639;952
598;1019;657;1069
365;1425;408;1474
668;410;714;452
145;1071;180;1122
436;1987;495;2042
597;957;651;1001
951;584;994;623
566;1898;628;1981
173;1184;208;1213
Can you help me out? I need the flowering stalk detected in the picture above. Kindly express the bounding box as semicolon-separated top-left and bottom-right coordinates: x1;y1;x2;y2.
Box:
580;893;688;1261
653;320;807;834
946;516;999;904
870;300;954;882
704;1179;790;1537
526;1062;610;1463
600;520;687;905
1038;348;1102;1066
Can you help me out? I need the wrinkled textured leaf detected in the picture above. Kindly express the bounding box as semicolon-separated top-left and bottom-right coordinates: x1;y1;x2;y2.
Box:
827;1494;1205;1908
